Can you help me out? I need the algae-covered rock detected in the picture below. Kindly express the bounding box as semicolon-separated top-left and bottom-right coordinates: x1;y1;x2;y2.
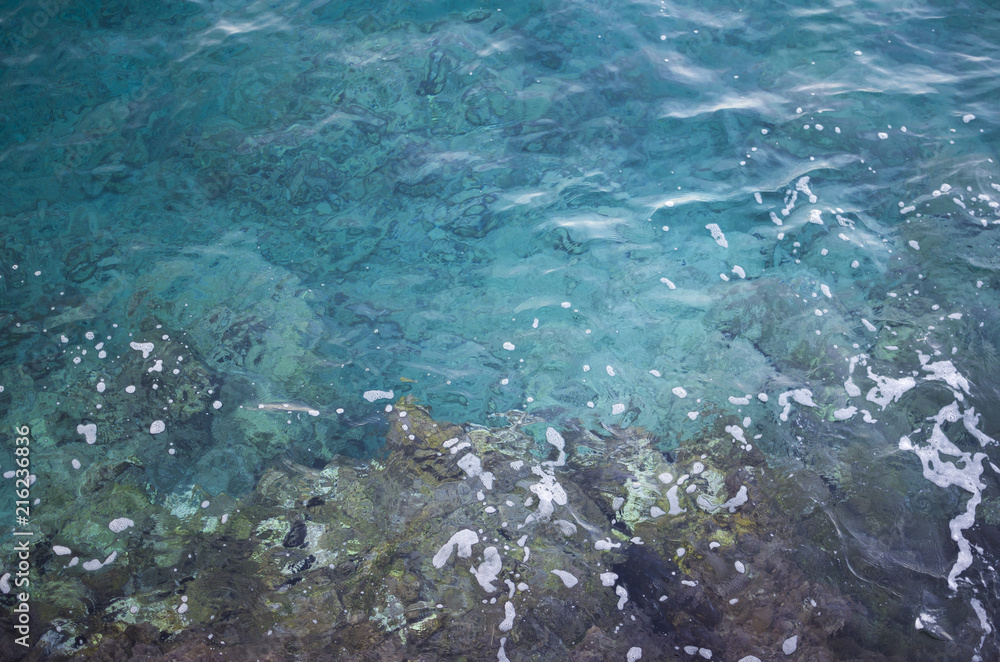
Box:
6;396;921;662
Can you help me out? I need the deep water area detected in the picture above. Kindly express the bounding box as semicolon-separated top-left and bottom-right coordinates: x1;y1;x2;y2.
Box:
1;0;999;660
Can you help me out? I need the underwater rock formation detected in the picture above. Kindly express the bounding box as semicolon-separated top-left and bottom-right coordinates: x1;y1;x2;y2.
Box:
0;398;973;661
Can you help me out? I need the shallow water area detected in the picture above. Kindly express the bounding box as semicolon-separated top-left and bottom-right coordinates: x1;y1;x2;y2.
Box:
1;0;999;659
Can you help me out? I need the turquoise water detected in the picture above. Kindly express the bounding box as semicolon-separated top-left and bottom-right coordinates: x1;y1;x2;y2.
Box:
1;0;999;659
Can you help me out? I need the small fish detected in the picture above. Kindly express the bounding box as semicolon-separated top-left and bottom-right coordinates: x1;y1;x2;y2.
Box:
345;412;387;428
400;377;417;383
255;403;321;417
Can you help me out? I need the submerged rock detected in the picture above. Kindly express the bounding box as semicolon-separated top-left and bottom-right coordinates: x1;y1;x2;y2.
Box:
5;399;974;662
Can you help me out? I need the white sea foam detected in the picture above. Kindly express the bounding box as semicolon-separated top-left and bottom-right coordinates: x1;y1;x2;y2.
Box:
899;400;988;590
77;423;97;445
865;368;916;409
472;546;502;591
616;585;628;609
777;389;816;421
109;517;134;533
705;223;728;248
551;569;578;587
129;341;154;358
432;529;479;568
363;389;394;402
545;427;566;466
833;406;857;420
666;485;686;515
499;601;516;631
796;176;818;203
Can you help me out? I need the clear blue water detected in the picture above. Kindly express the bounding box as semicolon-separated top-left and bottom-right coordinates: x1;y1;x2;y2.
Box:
1;0;999;659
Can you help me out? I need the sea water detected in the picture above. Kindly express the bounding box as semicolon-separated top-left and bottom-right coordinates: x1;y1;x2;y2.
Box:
0;0;998;659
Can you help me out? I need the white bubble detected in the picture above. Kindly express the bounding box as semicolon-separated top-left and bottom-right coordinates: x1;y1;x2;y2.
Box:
149;420;165;434
108;517;135;533
363;389;394;402
129;341;154;358
77;423;97;445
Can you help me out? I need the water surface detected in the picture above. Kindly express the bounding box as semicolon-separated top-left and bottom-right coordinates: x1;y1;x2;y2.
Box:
1;0;999;659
